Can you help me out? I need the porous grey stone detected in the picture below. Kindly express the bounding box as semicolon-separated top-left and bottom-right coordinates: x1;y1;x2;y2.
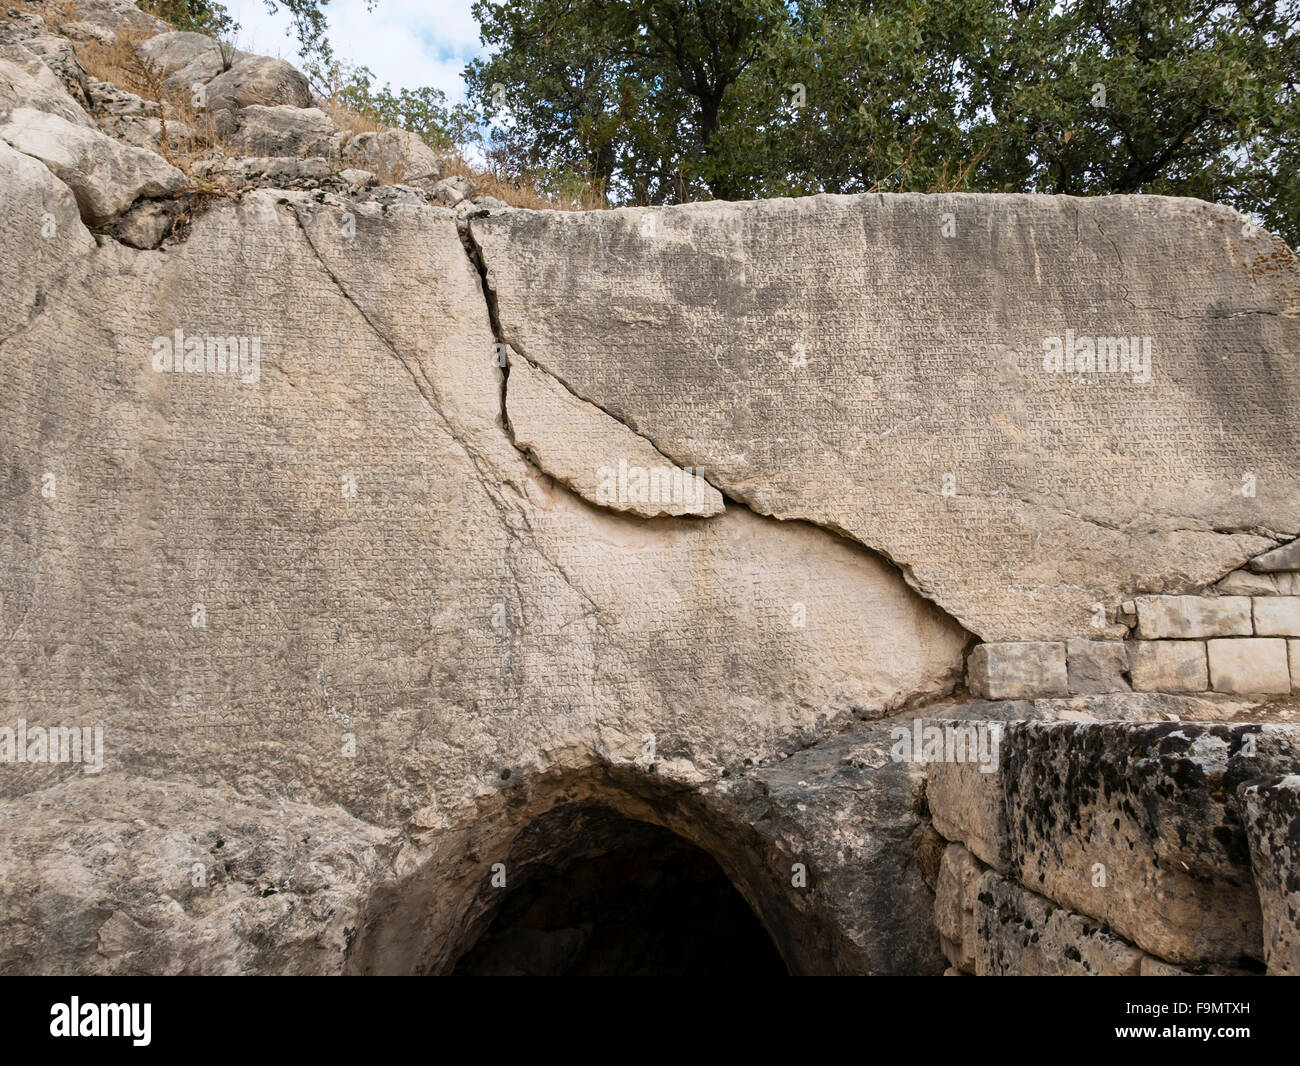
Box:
86;77;158;117
1003;721;1300;965
974;870;1145;976
0;11;46;44
365;182;426;206
1140;956;1192;975
1239;775;1300;975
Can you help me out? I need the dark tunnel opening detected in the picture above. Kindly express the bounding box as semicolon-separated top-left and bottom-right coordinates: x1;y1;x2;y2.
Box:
450;805;789;976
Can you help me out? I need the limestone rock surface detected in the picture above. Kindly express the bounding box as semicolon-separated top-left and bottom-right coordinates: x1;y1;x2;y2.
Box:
0;105;183;222
469;198;1299;642
506;355;725;518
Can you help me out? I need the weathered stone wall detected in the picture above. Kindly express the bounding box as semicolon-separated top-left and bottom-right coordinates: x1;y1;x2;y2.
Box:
966;540;1300;700
0;0;1297;975
927;721;1300;975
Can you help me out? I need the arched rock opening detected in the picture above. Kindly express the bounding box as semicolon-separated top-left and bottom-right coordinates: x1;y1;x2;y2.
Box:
449;805;788;975
345;760;875;975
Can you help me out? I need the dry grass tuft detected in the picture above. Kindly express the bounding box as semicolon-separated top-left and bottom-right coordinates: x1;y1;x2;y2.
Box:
439;156;607;211
39;0;607;210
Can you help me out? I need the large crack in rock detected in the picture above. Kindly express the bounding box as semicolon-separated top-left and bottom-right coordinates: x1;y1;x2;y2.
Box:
505;356;725;518
467;196;1300;641
0;176;974;971
4;0;1297;973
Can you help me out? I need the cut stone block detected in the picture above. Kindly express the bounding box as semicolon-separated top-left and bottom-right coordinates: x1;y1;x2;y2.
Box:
966;642;1067;699
1066;639;1130;694
1248;539;1300;573
1292;640;1300;694
1253;597;1300;637
1004;721;1300;966
1238;775;1300;975
1208;637;1291;694
934;843;985;973
1216;569;1278;596
1134;595;1251;639
925;735;1010;874
974;870;1144;976
1129;640;1208;692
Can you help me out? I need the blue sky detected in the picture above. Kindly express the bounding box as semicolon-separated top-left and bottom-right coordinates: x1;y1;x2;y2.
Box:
222;0;485;101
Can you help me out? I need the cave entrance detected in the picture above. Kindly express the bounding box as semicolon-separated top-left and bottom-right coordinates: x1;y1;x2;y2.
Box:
449;804;789;976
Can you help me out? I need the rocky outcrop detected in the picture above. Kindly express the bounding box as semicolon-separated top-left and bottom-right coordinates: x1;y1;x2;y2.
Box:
0;0;1296;977
467;200;1298;643
0;105;183;221
0;40;98;125
1239;775;1300;975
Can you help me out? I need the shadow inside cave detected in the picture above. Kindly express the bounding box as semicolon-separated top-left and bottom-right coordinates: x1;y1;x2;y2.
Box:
448;805;789;976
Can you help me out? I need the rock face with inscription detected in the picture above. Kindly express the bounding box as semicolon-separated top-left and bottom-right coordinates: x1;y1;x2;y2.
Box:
0;0;1298;976
469;198;1300;642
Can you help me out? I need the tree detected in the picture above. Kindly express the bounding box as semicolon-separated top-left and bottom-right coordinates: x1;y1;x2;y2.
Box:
972;0;1300;245
139;0;372;77
139;0;239;38
463;0;1300;245
336;65;477;153
466;0;789;203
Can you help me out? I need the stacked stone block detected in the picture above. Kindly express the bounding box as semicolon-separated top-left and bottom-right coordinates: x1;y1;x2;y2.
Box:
927;721;1300;975
966;539;1300;700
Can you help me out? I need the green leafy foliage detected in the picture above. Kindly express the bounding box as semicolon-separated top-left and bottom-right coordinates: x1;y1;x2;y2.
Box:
139;0;239;38
464;0;1300;242
334;62;478;152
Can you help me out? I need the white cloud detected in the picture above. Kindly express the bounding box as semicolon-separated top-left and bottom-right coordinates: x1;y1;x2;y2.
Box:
222;0;484;101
